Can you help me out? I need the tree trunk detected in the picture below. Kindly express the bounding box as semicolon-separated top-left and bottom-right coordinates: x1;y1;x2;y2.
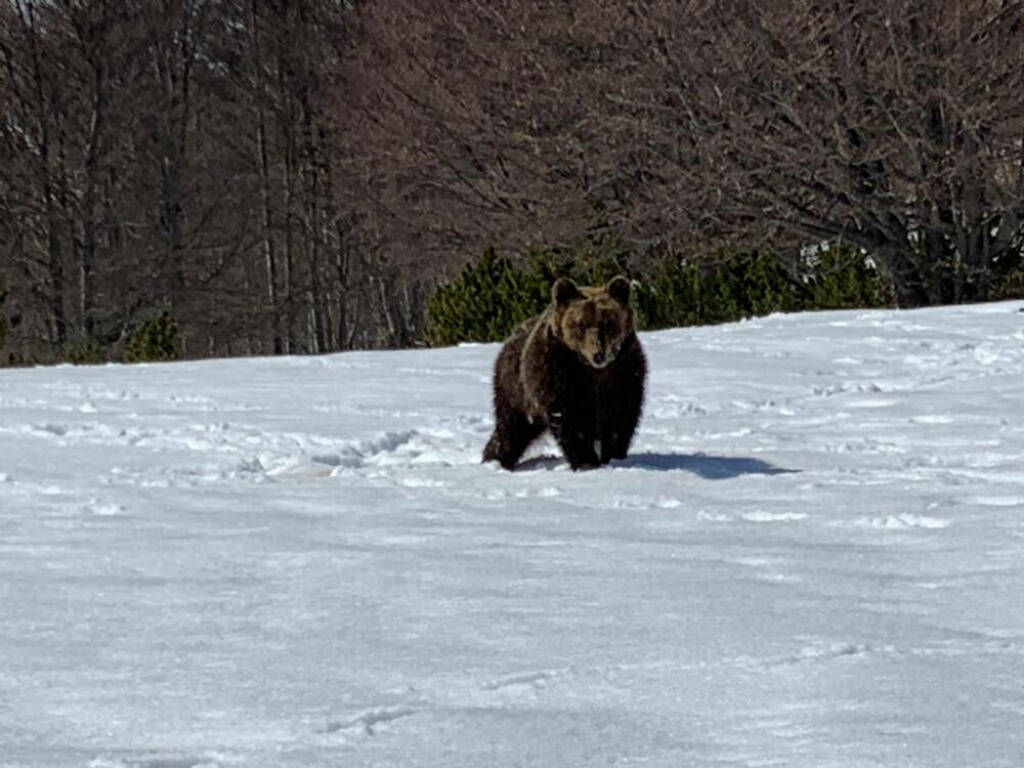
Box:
249;0;282;354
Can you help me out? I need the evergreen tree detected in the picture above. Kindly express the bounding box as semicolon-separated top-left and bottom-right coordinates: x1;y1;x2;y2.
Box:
428;244;897;346
124;311;181;363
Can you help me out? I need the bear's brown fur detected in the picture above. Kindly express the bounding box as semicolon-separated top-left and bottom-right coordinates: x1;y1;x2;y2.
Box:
482;275;647;470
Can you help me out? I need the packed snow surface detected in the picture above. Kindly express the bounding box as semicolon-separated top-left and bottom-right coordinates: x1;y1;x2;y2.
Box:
3;303;1024;767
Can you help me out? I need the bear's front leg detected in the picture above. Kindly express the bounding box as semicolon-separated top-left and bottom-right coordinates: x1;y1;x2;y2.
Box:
597;344;646;464
483;403;544;470
549;411;600;470
600;432;635;464
598;403;639;463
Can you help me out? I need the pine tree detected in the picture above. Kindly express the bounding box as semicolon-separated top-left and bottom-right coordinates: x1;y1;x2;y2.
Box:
124;311;181;363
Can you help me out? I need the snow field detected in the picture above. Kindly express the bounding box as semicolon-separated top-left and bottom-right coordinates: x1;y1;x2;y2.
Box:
2;303;1024;766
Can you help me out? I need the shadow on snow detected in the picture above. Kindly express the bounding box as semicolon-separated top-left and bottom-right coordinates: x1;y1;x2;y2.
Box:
615;452;798;478
514;452;798;478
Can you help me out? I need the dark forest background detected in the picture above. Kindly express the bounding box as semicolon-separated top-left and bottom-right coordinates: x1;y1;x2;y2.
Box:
2;0;1023;364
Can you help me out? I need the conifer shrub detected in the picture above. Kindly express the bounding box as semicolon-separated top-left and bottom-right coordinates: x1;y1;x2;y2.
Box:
708;249;807;322
64;337;107;365
426;249;540;346
987;246;1024;301
426;240;639;346
634;249;807;330
124;311;180;363
991;271;1024;301
806;246;894;309
427;242;896;346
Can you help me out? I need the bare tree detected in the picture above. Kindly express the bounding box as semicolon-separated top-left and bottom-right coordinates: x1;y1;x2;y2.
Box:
1;0;417;363
343;0;1024;305
1;0;73;351
643;0;1024;304
340;1;632;271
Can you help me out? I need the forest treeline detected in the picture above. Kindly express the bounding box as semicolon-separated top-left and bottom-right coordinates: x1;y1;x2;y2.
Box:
2;0;1023;364
0;0;429;364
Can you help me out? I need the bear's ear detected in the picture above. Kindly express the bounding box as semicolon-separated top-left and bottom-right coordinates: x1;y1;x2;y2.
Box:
552;277;582;306
606;275;631;305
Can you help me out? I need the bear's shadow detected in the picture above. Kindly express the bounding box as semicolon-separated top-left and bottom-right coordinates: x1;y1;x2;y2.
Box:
515;451;797;478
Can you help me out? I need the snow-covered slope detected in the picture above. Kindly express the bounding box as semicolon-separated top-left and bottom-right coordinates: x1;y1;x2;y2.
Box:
2;303;1024;768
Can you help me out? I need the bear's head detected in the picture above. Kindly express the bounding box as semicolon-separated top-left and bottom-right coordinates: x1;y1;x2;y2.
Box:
550;275;635;369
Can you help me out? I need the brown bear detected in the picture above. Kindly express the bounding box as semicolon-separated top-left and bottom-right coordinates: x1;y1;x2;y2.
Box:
482;275;647;470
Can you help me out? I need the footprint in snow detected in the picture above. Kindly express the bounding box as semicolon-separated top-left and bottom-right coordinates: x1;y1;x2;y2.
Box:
483;670;557;691
326;705;419;736
735;642;877;670
856;513;950;530
742;511;808;523
81;499;128;517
